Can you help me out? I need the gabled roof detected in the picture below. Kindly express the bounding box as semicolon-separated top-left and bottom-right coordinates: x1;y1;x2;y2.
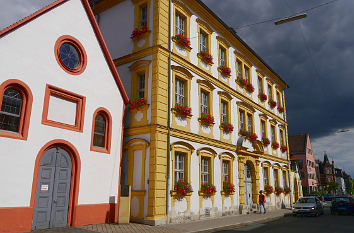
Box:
288;134;307;154
0;0;129;104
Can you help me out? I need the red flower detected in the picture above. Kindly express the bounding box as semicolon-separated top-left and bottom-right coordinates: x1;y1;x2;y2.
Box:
237;77;247;87
173;34;190;47
264;185;273;194
174;178;193;199
262;138;270;146
131;25;148;39
277;105;284;113
223;181;235;195
221;122;234;133
219;65;231;76
199;51;213;64
240;130;258;140
129;97;146;111
246;83;254;93
201;184;216;195
275;187;284;195
174;104;192;116
200;113;214;125
272;142;279;150
280;145;287;153
284;187;291;194
259;93;267;102
269;100;277;108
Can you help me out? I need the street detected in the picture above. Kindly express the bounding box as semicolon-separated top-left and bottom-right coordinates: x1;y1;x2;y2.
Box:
216;207;354;233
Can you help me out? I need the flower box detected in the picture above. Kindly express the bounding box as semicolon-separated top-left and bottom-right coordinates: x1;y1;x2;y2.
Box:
222;181;235;195
272;142;279;150
218;65;231;76
199;51;213;64
284;187;291;194
131;25;148;39
275;187;284;195
173;103;192;117
246;83;254;93
240;130;258;140
264;185;273;195
221;122;234;133
269;99;277;108
280;145;287;153
237;77;247;87
200;184;216;196
259;93;267;102
262;138;270;146
173;34;190;47
199;113;214;125
277;105;284;113
129;97;146;111
174;178;193;199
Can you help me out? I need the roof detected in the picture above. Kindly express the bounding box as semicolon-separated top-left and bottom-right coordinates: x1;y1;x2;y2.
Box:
195;0;289;88
0;0;129;104
288;134;307;154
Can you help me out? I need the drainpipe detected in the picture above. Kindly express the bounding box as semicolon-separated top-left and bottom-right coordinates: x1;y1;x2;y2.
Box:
282;91;292;205
166;0;172;220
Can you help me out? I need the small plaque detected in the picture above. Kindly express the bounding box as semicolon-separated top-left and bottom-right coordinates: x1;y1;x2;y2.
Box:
41;184;49;191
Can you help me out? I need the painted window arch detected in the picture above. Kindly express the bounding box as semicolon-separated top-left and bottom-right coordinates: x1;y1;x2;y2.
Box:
0;79;33;140
90;107;112;154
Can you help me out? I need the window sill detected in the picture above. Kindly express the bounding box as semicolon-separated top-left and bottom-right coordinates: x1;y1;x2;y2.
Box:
90;146;110;154
197;53;214;65
217;67;231;78
198;191;216;197
171;108;192;118
131;30;151;42
198;118;215;126
0;130;26;140
130;104;149;112
221;191;235;196
172;37;192;51
170;190;193;197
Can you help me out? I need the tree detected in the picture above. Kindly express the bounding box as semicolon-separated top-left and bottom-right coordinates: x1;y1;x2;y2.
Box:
327;181;338;194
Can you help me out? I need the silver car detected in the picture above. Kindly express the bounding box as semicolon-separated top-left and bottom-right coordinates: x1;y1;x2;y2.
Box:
292;197;324;216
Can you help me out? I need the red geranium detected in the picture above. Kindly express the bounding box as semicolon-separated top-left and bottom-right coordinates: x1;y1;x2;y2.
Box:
237;77;247;87
246;83;255;93
199;51;213;64
275;187;284;195
174;178;192;199
174;103;192;117
131;25;148;39
284;187;291;194
221;122;234;133
201;184;216;195
200;113;214;125
173;34;190;47
269;100;277;108
277;105;285;113
223;180;235;195
129;97;146;110
272;142;279;149
219;65;231;76
264;185;273;194
280;145;287;153
262;138;270;146
259;93;267;102
240;130;258;140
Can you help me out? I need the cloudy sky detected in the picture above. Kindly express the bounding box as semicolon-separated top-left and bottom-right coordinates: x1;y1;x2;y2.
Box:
1;0;354;176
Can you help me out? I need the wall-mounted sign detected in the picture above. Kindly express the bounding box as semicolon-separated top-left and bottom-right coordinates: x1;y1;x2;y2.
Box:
41;184;49;191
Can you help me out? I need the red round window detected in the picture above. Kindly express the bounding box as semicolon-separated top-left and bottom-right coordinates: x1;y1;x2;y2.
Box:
54;35;87;75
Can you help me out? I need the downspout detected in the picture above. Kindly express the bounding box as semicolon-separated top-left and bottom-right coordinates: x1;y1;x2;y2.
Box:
282;91;293;205
166;0;172;220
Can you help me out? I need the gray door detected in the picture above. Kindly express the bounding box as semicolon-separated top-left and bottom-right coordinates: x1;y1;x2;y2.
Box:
244;164;253;207
32;147;72;230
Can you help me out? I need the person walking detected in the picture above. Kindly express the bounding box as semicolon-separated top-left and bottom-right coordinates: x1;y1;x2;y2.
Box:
259;190;266;214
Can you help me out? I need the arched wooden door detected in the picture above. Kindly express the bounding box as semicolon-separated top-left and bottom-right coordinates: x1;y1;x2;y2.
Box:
244;163;253;207
32;147;72;230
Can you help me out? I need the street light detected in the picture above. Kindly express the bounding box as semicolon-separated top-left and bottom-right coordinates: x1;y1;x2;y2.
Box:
274;13;307;25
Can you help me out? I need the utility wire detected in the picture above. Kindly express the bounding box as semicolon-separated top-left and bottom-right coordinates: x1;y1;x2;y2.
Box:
235;0;340;30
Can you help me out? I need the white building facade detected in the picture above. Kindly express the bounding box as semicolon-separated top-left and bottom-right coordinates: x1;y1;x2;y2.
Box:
0;0;128;232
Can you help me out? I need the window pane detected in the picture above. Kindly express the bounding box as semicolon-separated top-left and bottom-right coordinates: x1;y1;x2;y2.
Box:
174;153;184;185
261;121;265;138
0;88;22;132
223;161;229;182
268;85;272;99
93;114;106;147
138;73;145;99
175;14;185;35
244;66;249;82
201;157;209;185
140;5;147;26
271;126;275;141
247;114;252;132
236;60;242;78
200;32;207;52
239;110;244;130
258;77;262;94
263;168;268;185
221;101;227;123
201;91;208;114
175;78;185;105
219;48;225;66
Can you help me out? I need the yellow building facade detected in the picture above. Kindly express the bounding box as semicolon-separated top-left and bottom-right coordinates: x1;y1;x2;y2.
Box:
96;0;302;225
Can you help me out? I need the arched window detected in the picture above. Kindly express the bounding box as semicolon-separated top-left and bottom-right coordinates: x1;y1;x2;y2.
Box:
0;80;33;140
90;108;112;153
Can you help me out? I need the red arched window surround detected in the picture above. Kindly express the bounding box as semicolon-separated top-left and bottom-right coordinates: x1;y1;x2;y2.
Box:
90;107;112;154
0;79;33;140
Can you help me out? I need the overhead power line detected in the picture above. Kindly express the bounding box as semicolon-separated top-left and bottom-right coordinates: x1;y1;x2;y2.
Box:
235;0;340;30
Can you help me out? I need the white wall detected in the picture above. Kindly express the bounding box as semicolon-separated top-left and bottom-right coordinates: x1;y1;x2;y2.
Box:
0;0;125;207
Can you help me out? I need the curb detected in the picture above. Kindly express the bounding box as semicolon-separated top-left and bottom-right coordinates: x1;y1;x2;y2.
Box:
189;213;287;233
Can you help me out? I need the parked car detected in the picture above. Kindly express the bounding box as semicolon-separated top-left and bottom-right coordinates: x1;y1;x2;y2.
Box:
323;194;334;207
330;196;354;215
292;197;324;216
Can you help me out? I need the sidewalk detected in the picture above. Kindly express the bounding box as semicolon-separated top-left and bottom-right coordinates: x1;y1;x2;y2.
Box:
32;209;291;233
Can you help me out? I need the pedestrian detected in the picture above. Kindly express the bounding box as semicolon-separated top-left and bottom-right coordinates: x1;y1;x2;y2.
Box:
259;190;266;214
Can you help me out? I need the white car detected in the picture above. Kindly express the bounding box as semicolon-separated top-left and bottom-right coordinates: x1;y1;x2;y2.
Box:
292;197;324;216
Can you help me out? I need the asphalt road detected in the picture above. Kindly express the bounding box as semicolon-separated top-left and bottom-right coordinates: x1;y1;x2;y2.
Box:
216;207;354;233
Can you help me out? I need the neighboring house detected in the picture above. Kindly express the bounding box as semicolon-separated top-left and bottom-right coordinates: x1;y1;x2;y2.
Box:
317;153;336;191
335;168;346;194
289;133;318;195
96;0;301;225
0;0;129;232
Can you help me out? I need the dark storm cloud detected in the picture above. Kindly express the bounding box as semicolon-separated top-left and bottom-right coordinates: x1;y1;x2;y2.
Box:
202;0;354;139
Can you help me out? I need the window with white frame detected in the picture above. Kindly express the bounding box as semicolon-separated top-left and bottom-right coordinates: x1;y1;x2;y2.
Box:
174;152;185;185
223;161;229;182
263;167;268;185
236;60;242;79
247;113;252;132
271;125;276;142
140;5;147;26
244;66;249;82
274;170;278;188
268;84;272;99
261;120;266;138
175;13;185;35
239;109;245;130
219;47;225;66
201;157;209;185
221;101;227;123
200;31;207;52
175;78;185;105
137;73;145;99
258;77;262;94
201;91;208;114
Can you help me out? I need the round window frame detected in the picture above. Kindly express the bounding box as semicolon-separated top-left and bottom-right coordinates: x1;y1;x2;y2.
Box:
54;35;87;75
